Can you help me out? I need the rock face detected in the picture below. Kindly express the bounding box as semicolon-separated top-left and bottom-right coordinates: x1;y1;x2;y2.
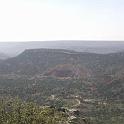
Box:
44;64;91;79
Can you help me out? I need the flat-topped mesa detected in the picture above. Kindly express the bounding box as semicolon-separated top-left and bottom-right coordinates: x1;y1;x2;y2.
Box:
22;48;77;54
19;49;100;59
0;48;124;77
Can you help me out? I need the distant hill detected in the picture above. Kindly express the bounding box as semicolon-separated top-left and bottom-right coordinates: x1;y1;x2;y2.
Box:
0;48;124;77
0;49;93;75
0;41;124;56
0;48;123;101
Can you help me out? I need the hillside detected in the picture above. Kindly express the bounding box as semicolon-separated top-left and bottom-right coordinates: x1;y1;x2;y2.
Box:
0;49;124;99
0;49;123;99
0;49;98;75
0;48;124;76
0;48;124;124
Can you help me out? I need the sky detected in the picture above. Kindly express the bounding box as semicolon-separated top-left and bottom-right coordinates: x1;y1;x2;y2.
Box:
0;0;124;42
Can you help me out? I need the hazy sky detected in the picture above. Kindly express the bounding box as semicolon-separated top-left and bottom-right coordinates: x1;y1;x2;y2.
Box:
0;0;124;41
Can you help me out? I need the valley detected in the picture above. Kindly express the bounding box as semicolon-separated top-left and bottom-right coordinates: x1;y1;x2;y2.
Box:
0;48;124;123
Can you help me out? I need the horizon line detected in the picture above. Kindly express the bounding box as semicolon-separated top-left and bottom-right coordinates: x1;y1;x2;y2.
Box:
0;40;124;43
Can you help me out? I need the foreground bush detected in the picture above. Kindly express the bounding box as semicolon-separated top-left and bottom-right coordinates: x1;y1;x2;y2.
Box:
0;98;68;124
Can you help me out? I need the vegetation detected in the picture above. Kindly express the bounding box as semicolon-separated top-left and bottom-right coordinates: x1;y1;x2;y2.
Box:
0;98;68;124
0;49;124;124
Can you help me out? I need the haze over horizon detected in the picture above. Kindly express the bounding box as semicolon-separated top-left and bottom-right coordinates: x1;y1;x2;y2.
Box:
0;0;124;42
